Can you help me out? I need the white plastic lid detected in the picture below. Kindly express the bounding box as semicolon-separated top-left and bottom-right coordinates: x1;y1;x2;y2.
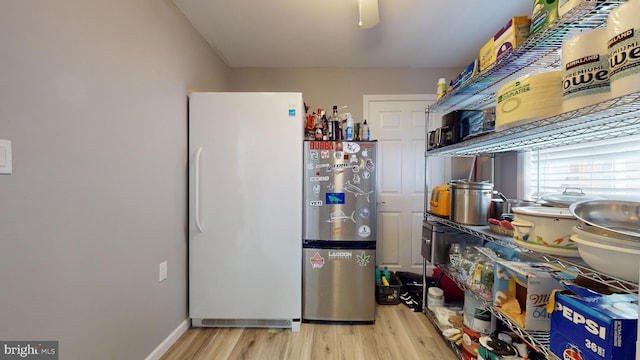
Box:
438;78;446;84
428;287;444;297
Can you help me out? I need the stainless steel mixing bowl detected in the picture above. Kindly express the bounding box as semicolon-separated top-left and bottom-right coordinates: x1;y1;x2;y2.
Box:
569;200;640;239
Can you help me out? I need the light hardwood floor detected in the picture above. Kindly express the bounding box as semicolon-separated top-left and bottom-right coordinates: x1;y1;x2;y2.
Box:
160;305;458;360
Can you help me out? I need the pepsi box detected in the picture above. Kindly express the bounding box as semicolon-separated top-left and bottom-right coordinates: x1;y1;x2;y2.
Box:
550;278;638;360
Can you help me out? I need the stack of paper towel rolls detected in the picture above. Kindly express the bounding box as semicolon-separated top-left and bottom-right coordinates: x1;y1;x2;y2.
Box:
608;0;640;99
562;28;610;113
495;71;563;131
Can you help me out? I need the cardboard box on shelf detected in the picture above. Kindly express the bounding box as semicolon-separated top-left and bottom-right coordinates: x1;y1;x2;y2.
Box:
479;37;495;72
493;261;573;331
494;16;531;61
549;277;638;360
450;59;479;91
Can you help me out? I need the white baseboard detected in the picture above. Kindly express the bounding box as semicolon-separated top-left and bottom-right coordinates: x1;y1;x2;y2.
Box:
145;319;190;360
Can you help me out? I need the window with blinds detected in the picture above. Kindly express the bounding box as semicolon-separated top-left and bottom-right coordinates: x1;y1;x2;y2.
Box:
523;134;640;202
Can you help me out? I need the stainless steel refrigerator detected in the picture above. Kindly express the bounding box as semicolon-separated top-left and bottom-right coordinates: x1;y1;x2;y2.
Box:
302;140;377;323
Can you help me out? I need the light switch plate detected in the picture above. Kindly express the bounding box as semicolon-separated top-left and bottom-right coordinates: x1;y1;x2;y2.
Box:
0;140;11;175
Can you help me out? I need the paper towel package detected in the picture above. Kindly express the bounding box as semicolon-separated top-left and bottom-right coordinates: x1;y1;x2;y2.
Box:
550;279;638;360
562;28;610;113
607;0;640;99
496;71;563;130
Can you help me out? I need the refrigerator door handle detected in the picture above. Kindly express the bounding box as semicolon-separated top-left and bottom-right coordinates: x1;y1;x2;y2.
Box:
194;146;204;233
377;201;386;206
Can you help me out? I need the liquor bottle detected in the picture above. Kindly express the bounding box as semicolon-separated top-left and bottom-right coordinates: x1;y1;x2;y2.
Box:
329;105;342;140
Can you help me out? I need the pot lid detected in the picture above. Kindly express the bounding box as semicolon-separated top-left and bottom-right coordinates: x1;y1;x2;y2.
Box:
540;188;605;207
450;180;493;190
513;206;576;219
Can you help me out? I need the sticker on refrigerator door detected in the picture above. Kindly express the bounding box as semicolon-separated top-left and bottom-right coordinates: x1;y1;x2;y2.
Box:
343;142;360;154
358;207;370;219
362;149;369;157
352;164;360;173
288;109;296;117
310;176;329;182
325;210;356;223
332;163;351;170
309;200;323;206
310;252;325;269
362;171;371;180
313;184;321;197
325;192;345;205
356;251;371;266
327;183;335;191
358;225;372;238
310;151;318;160
344;181;374;202
321;150;330;159
329;251;352;259
310;141;334;150
365;159;375;171
333;151;343;160
352;174;361;184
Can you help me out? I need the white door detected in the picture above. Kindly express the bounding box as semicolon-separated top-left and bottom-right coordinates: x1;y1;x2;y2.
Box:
364;95;436;273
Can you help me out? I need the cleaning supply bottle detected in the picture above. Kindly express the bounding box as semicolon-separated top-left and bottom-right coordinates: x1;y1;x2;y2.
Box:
437;78;447;99
383;266;391;283
345;115;354;140
361;119;370;141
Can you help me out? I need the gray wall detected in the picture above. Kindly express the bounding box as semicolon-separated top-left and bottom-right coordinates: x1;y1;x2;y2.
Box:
0;1;228;359
230;67;459;122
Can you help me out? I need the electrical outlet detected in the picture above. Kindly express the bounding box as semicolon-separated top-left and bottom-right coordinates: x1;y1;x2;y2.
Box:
159;261;167;282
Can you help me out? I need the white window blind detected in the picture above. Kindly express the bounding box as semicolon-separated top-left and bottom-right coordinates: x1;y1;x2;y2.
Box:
524;134;640;202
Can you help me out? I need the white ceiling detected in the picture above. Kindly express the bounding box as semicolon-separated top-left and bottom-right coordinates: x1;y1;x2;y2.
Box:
173;0;533;69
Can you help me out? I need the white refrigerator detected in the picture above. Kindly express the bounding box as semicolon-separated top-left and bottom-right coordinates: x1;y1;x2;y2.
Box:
188;92;303;331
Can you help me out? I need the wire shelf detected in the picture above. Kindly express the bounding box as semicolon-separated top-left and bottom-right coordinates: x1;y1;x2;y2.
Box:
431;0;625;113
423;308;465;360
426;215;639;295
489;308;561;360
426;90;640;156
437;265;560;359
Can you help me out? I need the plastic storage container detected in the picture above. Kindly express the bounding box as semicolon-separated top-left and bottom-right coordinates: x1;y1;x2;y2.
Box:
376;272;403;305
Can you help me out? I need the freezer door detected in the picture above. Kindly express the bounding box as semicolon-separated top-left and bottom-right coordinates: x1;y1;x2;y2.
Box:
303;141;377;241
188;92;303;324
302;247;376;322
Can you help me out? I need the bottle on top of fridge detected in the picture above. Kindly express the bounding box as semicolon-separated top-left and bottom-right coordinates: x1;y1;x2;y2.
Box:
329;105;342;140
345;115;354;140
361;119;370;141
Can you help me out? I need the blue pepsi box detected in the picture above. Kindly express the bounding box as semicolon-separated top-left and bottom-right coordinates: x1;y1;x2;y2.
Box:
550;278;638;360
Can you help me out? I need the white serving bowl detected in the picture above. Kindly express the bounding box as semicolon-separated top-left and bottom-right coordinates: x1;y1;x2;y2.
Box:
511;206;579;251
572;225;640;248
570;234;640;282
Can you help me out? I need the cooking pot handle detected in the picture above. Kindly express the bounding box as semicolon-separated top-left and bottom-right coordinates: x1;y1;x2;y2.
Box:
511;219;534;237
563;187;585;196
